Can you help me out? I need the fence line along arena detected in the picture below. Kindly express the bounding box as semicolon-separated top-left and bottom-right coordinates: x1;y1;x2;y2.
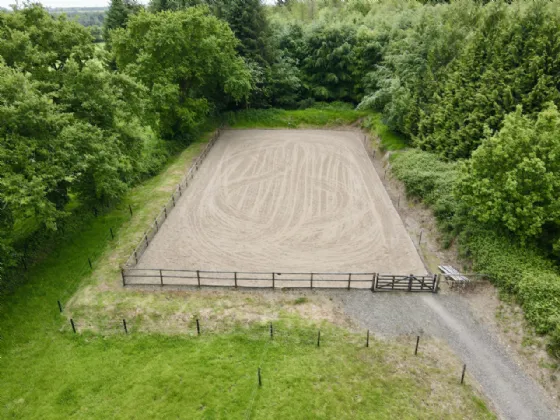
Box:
131;129;427;286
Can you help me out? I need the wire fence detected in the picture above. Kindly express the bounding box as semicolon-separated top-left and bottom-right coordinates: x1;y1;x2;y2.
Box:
123;127;222;268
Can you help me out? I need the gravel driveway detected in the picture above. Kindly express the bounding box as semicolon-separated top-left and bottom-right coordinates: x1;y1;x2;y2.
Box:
331;291;559;420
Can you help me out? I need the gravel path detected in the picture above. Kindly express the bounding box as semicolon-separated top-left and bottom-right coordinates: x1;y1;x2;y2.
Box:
333;291;559;420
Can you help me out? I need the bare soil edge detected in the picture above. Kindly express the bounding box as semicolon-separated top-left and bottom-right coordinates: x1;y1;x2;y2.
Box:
370;134;560;409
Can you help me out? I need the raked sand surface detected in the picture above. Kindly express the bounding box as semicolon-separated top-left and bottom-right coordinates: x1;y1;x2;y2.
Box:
137;129;426;276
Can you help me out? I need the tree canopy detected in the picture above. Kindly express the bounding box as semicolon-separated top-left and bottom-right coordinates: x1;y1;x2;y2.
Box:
112;7;251;141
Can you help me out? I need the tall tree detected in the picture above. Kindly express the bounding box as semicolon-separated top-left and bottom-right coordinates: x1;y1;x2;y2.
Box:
112;7;251;141
103;0;143;44
457;104;560;255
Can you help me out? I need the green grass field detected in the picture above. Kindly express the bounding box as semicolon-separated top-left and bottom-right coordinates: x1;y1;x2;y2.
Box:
227;103;368;129
0;116;493;419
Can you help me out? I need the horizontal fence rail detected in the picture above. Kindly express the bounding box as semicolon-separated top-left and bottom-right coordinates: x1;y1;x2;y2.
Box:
122;269;440;292
123;128;222;268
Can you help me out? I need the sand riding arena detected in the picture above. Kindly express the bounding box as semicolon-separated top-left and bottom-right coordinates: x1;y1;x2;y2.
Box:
124;129;428;289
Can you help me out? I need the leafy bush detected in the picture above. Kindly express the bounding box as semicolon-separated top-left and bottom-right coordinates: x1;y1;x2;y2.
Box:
464;228;560;335
391;150;460;234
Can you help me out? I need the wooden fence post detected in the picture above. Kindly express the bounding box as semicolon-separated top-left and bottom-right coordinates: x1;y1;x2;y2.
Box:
164;207;167;219
110;228;114;239
433;274;440;293
419;230;423;245
88;258;93;269
408;274;413;292
371;273;376;292
160;269;164;287
415;336;420;355
57;300;63;313
317;330;321;347
234;272;238;288
310;273;313;289
196;319;200;336
347;273;352;290
272;272;275;289
144;234;149;247
172;195;175;207
270;323;273;340
258;368;262;387
121;269;126;287
461;364;467;384
366;330;369;348
123;319;128;334
128;204;133;217
197;270;201;288
70;319;76;333
155;219;158;232
134;251;138;265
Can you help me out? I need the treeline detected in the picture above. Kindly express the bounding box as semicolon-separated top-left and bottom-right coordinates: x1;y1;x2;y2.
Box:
0;4;251;287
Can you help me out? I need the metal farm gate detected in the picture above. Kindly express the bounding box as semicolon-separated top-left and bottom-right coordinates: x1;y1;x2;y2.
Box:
374;274;438;292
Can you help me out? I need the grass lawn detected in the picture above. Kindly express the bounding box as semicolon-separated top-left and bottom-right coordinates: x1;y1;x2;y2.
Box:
0;117;493;419
227;104;368;129
364;113;409;151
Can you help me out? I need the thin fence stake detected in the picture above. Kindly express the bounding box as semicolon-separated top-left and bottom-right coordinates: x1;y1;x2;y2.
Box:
270;323;273;340
310;273;313;289
197;270;201;288
70;319;76;333
461;364;467;384
160;269;164;287
366;330;370;348
415;336;420;355
258;368;262;387
196;319;201;336
121;269;126;286
234;272;238;288
272;272;275;289
110;228;114;239
57;300;63;313
128;204;133;217
88;258;93;269
317;330;321;347
123;319;128;334
347;273;352;290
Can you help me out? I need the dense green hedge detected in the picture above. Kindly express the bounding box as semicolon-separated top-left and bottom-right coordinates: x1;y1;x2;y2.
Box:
391;149;560;356
391;150;460;236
